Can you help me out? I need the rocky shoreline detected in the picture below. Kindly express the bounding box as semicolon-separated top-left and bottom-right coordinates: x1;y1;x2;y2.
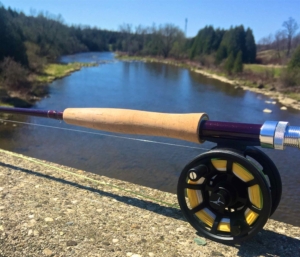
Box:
0;149;299;257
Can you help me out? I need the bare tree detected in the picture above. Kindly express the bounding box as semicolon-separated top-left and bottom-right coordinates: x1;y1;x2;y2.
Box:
282;17;299;56
119;23;132;52
157;24;184;58
274;30;285;59
257;34;273;51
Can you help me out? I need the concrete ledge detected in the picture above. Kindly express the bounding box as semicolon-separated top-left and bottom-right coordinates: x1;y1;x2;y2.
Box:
0;149;299;257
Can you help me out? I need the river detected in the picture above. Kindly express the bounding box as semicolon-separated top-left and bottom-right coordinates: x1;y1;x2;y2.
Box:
0;52;299;226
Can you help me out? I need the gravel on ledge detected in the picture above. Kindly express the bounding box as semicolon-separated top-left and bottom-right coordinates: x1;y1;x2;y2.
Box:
0;149;299;257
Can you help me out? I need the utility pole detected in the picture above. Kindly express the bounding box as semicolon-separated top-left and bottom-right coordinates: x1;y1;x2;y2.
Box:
185;18;188;37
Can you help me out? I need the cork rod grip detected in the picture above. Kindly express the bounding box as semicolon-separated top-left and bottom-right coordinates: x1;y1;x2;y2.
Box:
63;108;208;143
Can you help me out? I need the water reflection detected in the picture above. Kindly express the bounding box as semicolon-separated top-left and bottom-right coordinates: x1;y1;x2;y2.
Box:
189;71;246;98
144;63;182;81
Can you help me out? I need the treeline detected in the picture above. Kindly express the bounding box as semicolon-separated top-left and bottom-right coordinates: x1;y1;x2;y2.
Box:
0;5;119;71
0;4;123;96
0;3;257;83
115;24;256;71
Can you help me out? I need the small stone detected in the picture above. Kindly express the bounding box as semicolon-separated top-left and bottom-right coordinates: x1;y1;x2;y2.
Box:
33;230;39;236
257;84;264;89
112;238;119;243
66;240;77;246
60;232;64;236
131;254;142;257
263;108;272;113
43;248;53;256
27;219;36;228
45;217;53;222
194;237;206;246
131;224;140;229
66;221;73;226
280;106;287;110
271;101;276;104
96;209;103;213
28;215;34;219
176;226;186;233
148;253;155;257
0;225;3;231
0;187;4;191
28;229;33;236
0;206;4;210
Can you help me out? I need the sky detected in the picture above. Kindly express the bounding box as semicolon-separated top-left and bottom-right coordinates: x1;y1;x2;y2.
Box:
1;0;299;42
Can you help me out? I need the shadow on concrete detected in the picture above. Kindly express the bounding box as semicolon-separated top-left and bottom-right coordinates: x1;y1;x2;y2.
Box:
0;161;183;221
236;229;300;257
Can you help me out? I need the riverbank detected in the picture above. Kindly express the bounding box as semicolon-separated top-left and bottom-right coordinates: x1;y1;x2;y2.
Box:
0;149;299;256
0;62;98;108
116;54;300;111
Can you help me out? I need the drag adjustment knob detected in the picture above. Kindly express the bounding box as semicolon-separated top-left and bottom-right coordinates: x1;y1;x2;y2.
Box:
209;189;230;212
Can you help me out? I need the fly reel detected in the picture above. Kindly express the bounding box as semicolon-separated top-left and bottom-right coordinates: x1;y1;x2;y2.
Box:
177;146;282;243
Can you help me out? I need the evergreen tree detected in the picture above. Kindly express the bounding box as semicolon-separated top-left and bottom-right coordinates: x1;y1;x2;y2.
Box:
212;28;225;51
0;7;28;65
224;52;235;74
233;51;243;73
215;44;227;64
245;28;256;63
218;26;247;63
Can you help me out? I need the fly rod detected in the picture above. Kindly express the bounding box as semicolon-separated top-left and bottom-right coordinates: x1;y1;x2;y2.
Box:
0;106;299;149
0;106;299;243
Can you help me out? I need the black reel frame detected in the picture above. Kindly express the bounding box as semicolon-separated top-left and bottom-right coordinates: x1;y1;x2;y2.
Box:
177;146;282;244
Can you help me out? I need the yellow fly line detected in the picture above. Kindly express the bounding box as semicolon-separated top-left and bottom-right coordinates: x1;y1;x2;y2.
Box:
187;158;263;232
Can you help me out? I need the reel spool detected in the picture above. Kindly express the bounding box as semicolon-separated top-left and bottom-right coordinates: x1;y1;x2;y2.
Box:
244;147;282;217
177;147;281;243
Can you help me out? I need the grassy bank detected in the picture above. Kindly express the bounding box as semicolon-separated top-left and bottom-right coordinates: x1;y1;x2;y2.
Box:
117;54;300;110
244;64;283;78
35;62;97;84
0;62;98;107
